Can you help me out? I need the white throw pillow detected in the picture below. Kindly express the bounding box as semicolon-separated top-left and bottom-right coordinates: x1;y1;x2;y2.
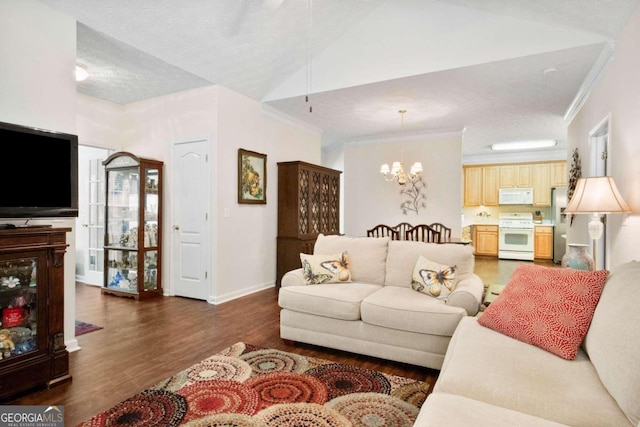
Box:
411;255;457;300
300;252;352;285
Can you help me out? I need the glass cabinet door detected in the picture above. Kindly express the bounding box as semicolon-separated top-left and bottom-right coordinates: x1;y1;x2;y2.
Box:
0;256;40;359
106;167;140;248
105;166;140;294
143;167;159;291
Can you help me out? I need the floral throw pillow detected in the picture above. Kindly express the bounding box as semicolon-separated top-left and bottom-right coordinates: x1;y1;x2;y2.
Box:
478;264;609;360
300;252;352;285
411;255;457;300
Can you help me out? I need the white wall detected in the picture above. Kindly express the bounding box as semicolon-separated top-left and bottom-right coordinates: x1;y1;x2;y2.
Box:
341;132;463;237
0;0;79;351
76;93;125;150
215;86;321;302
567;4;640;267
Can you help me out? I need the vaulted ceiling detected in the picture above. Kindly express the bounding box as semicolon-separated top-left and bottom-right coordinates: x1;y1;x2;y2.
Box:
38;0;640;158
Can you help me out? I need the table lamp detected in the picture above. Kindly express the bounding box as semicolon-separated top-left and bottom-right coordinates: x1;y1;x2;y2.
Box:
564;176;631;268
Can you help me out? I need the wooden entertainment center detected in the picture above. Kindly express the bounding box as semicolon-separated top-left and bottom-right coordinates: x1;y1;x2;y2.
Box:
0;226;71;401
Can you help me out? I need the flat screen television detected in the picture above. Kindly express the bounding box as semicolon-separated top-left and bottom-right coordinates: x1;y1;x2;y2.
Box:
0;121;79;218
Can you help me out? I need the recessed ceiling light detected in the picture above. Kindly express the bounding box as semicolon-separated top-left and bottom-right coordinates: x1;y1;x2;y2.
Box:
491;140;557;151
75;63;88;82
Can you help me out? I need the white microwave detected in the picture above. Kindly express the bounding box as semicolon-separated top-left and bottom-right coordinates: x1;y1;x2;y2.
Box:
498;188;533;205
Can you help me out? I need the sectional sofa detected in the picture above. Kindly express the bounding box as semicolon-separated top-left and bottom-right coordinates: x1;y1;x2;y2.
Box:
278;233;484;370
415;261;640;426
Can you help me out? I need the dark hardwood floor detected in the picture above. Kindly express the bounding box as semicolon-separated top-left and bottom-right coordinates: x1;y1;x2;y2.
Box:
8;256;558;426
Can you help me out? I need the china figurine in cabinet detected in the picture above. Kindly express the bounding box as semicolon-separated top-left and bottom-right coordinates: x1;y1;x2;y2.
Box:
102;152;163;300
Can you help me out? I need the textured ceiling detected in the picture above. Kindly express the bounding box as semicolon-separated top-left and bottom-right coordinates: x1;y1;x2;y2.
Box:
38;0;640;158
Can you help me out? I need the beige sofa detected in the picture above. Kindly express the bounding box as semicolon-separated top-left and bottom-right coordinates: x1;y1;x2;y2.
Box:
278;234;484;370
415;261;640;427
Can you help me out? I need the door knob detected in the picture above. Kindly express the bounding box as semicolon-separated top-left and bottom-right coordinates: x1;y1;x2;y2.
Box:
173;225;180;231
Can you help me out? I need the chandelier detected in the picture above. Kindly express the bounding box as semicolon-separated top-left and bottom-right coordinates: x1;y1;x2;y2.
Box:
380;110;423;185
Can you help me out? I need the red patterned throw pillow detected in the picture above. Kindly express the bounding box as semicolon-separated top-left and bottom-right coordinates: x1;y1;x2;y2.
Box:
478;264;608;360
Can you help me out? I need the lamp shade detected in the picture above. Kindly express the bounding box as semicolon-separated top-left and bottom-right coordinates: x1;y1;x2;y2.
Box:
565;176;631;214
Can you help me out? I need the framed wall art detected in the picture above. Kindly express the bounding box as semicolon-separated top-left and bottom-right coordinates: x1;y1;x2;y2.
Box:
238;148;267;204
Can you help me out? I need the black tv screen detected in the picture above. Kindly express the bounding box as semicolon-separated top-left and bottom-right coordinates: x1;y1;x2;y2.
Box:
0;121;78;218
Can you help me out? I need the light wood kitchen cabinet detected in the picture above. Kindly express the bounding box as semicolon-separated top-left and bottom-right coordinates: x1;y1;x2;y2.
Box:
463;166;483;206
551;162;567;187
532;163;551;206
499;164;533;188
482;166;499;206
472;224;499;256
464;161;565;208
464;166;498;207
534;225;554;260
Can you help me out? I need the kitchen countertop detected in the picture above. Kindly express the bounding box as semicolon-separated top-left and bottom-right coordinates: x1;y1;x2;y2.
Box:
463;221;555;227
534;221;555;226
463;221;499;227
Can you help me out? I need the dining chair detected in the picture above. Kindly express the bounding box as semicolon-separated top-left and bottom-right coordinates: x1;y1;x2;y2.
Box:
393;222;413;240
429;223;452;241
367;224;400;240
405;224;442;243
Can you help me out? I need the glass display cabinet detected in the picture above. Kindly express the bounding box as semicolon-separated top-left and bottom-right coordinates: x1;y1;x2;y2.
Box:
102;152;163;300
0;227;71;400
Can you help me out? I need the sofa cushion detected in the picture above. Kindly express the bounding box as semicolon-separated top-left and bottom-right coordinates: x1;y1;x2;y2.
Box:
314;234;389;285
415;393;569;427
478;264;608;360
411;255;457;300
385;241;474;287
300;252;351;284
584;261;640;426
435;317;632;427
278;282;381;321
361;286;466;336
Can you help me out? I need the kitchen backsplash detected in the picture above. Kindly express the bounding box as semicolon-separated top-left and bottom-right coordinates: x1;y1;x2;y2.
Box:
462;205;552;224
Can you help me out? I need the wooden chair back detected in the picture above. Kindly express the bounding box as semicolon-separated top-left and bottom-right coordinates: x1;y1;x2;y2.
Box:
405;224;442;243
367;224;400;240
393;222;413;240
429;223;452;240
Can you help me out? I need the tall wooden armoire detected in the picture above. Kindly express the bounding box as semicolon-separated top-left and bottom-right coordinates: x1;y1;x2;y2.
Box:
277;161;342;287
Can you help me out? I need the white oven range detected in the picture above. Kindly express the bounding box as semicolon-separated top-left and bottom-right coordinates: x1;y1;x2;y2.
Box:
498;213;534;261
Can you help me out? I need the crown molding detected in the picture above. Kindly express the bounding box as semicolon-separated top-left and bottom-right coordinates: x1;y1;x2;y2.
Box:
564;42;615;123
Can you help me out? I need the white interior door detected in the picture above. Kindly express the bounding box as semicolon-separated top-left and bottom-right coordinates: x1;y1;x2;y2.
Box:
172;138;211;300
76;146;112;286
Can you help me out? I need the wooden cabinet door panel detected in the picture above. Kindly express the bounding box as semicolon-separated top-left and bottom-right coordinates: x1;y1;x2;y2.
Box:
499;165;516;188
482;167;499;206
464;167;482;206
517;165;533;187
533;164;551;206
534;226;553;259
473;225;498;256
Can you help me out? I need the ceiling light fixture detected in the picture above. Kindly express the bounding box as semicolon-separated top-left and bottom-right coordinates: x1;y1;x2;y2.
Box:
491;140;557;151
75;63;88;82
380;109;423;185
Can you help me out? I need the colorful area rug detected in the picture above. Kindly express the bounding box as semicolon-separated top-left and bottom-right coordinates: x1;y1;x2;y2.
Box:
77;342;430;426
75;320;103;336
